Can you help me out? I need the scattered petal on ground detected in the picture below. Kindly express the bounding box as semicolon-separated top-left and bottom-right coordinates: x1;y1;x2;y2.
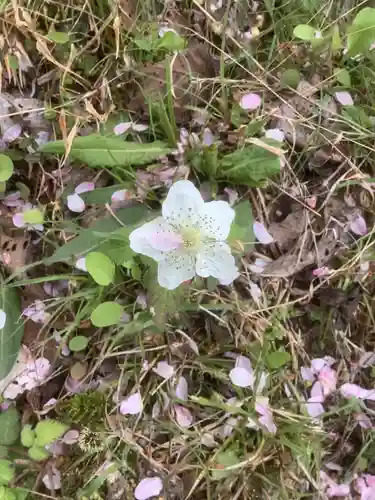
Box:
350;215;367;236
174;404;194;427
265;128;285;142
114;122;132;135
42;468;61;490
153;361;175;380
253;222;274;244
3;124;22;142
335;91;354;106
134;477;163;500
240;93;262;110
75;257;87;271
67;193;85;213
229;367;254;387
120;391;143;415
175;376;188;401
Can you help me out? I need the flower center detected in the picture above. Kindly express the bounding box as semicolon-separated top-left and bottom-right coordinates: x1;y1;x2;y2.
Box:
181;228;201;249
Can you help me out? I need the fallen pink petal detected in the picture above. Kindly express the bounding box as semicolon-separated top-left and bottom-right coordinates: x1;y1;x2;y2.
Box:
265;128;285;142
335;91;354;106
42;467;61;490
152;361;175;380
3;123;22;142
74;182;95;194
67;193;85;213
174;404;194;427
120;391;143;415
350;215;368;236
175;376;188;401
253;221;274;244
240;92;262;110
134;477;163;500
114;122;132;135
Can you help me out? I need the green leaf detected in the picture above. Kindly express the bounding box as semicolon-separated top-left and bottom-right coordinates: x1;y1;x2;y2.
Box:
96;240;135;265
81;184;131;205
0;408;20;446
219;145;281;186
49;205;148;263
86;252;115;286
227;200;254;254
27;445;49;461
90;301;123;327
0;286;24;380
20;425;35;448
334;68;351;87
40;135;171;168
266;350;291;369
0;460;15;485
347;8;375;57
0;486;16;500
69;336;89;352
293;24;316;41
34;420;69;447
0;155;13;182
157;31;186;52
331;24;343;51
342;106;373;129
280;69;300;89
211;450;240;480
47;31;70;44
22;208;43;225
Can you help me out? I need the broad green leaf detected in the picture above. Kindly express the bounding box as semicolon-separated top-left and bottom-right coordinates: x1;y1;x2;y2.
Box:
47;31;70;44
96;240;135;265
342;106;373;129
331;24;343;51
34;420;69;447
48;205;148;263
0;155;13;182
347;8;375;57
293;24;316;41
0;460;14;485
27;445;49;461
228;200;254;254
266;350;291;369
0;408;20;446
86;252;115;286
211;450;240;480
219;145;281;186
0;485;16;500
69;336;89;352
280;69;300;89
22;208;43;225
157;31;186;52
20;425;35;448
91;302;123;327
334;68;351;87
0;285;23;380
40;135;171;168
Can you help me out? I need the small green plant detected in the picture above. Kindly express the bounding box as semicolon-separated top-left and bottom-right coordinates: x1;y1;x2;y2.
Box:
58;391;107;428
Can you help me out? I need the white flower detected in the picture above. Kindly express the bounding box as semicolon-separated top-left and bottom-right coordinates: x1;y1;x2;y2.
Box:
129;180;239;289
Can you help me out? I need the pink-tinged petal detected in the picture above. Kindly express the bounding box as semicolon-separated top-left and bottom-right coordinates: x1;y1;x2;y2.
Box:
175;376;188;401
67;193;85;213
326;483;350;497
114;122;132;135
335;91;354;106
42;468;61;490
111;189;130;203
153;361;175;380
311;381;324;400
248;258;268;274
12;213;25;228
3;124;22;142
318;366;337;396
259;413;277;434
350;215;367;236
235;355;253;373
75;257;87;271
265;128;284;142
311;358;329;373
301;366;315;382
132;123;148;132
63;429;80;444
120;391;143;415
75;182;95;194
253;221;274;244
249;281;262;303
306;398;325;418
134;477;163;500
340;383;370;399
229;367;254;388
312;266;331;277
3;382;24;399
149;230;183;251
240;93;262;110
355;412;373;429
363;474;375;487
174;404;193;427
3;191;22;207
202;128;214;146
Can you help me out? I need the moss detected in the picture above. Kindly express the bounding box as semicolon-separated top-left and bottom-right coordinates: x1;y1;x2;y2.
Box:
57;391;106;429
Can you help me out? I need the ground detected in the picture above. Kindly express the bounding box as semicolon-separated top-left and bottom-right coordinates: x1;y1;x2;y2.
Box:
0;0;374;499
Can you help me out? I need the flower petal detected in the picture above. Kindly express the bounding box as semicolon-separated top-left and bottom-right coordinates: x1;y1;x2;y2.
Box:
120;391;143;415
326;483;350;497
301;366;315;382
229;367;254;388
162;180;204;227
0;310;6;329
75;182;95;194
157;250;195;289
67;194;85;213
153;361;174;380
174;404;193;427
114;122;132;135
198;200;235;240
350;215;367;236
240;93;262;110
202;128;214;146
134;477;163;500
355;412;373;429
63;429;80;444
12;213;25;228
3;124;22;142
75;257;87;271
111;189;130;203
249;281;262;303
253;221;274;244
340;383;370;400
149;231;183;252
130;216;175;262
196;242;239;285
175;376;188;401
42;468;61;491
235;355;253;373
265;128;284;142
335;91;354;106
132;123;148;132
306;398;325;418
